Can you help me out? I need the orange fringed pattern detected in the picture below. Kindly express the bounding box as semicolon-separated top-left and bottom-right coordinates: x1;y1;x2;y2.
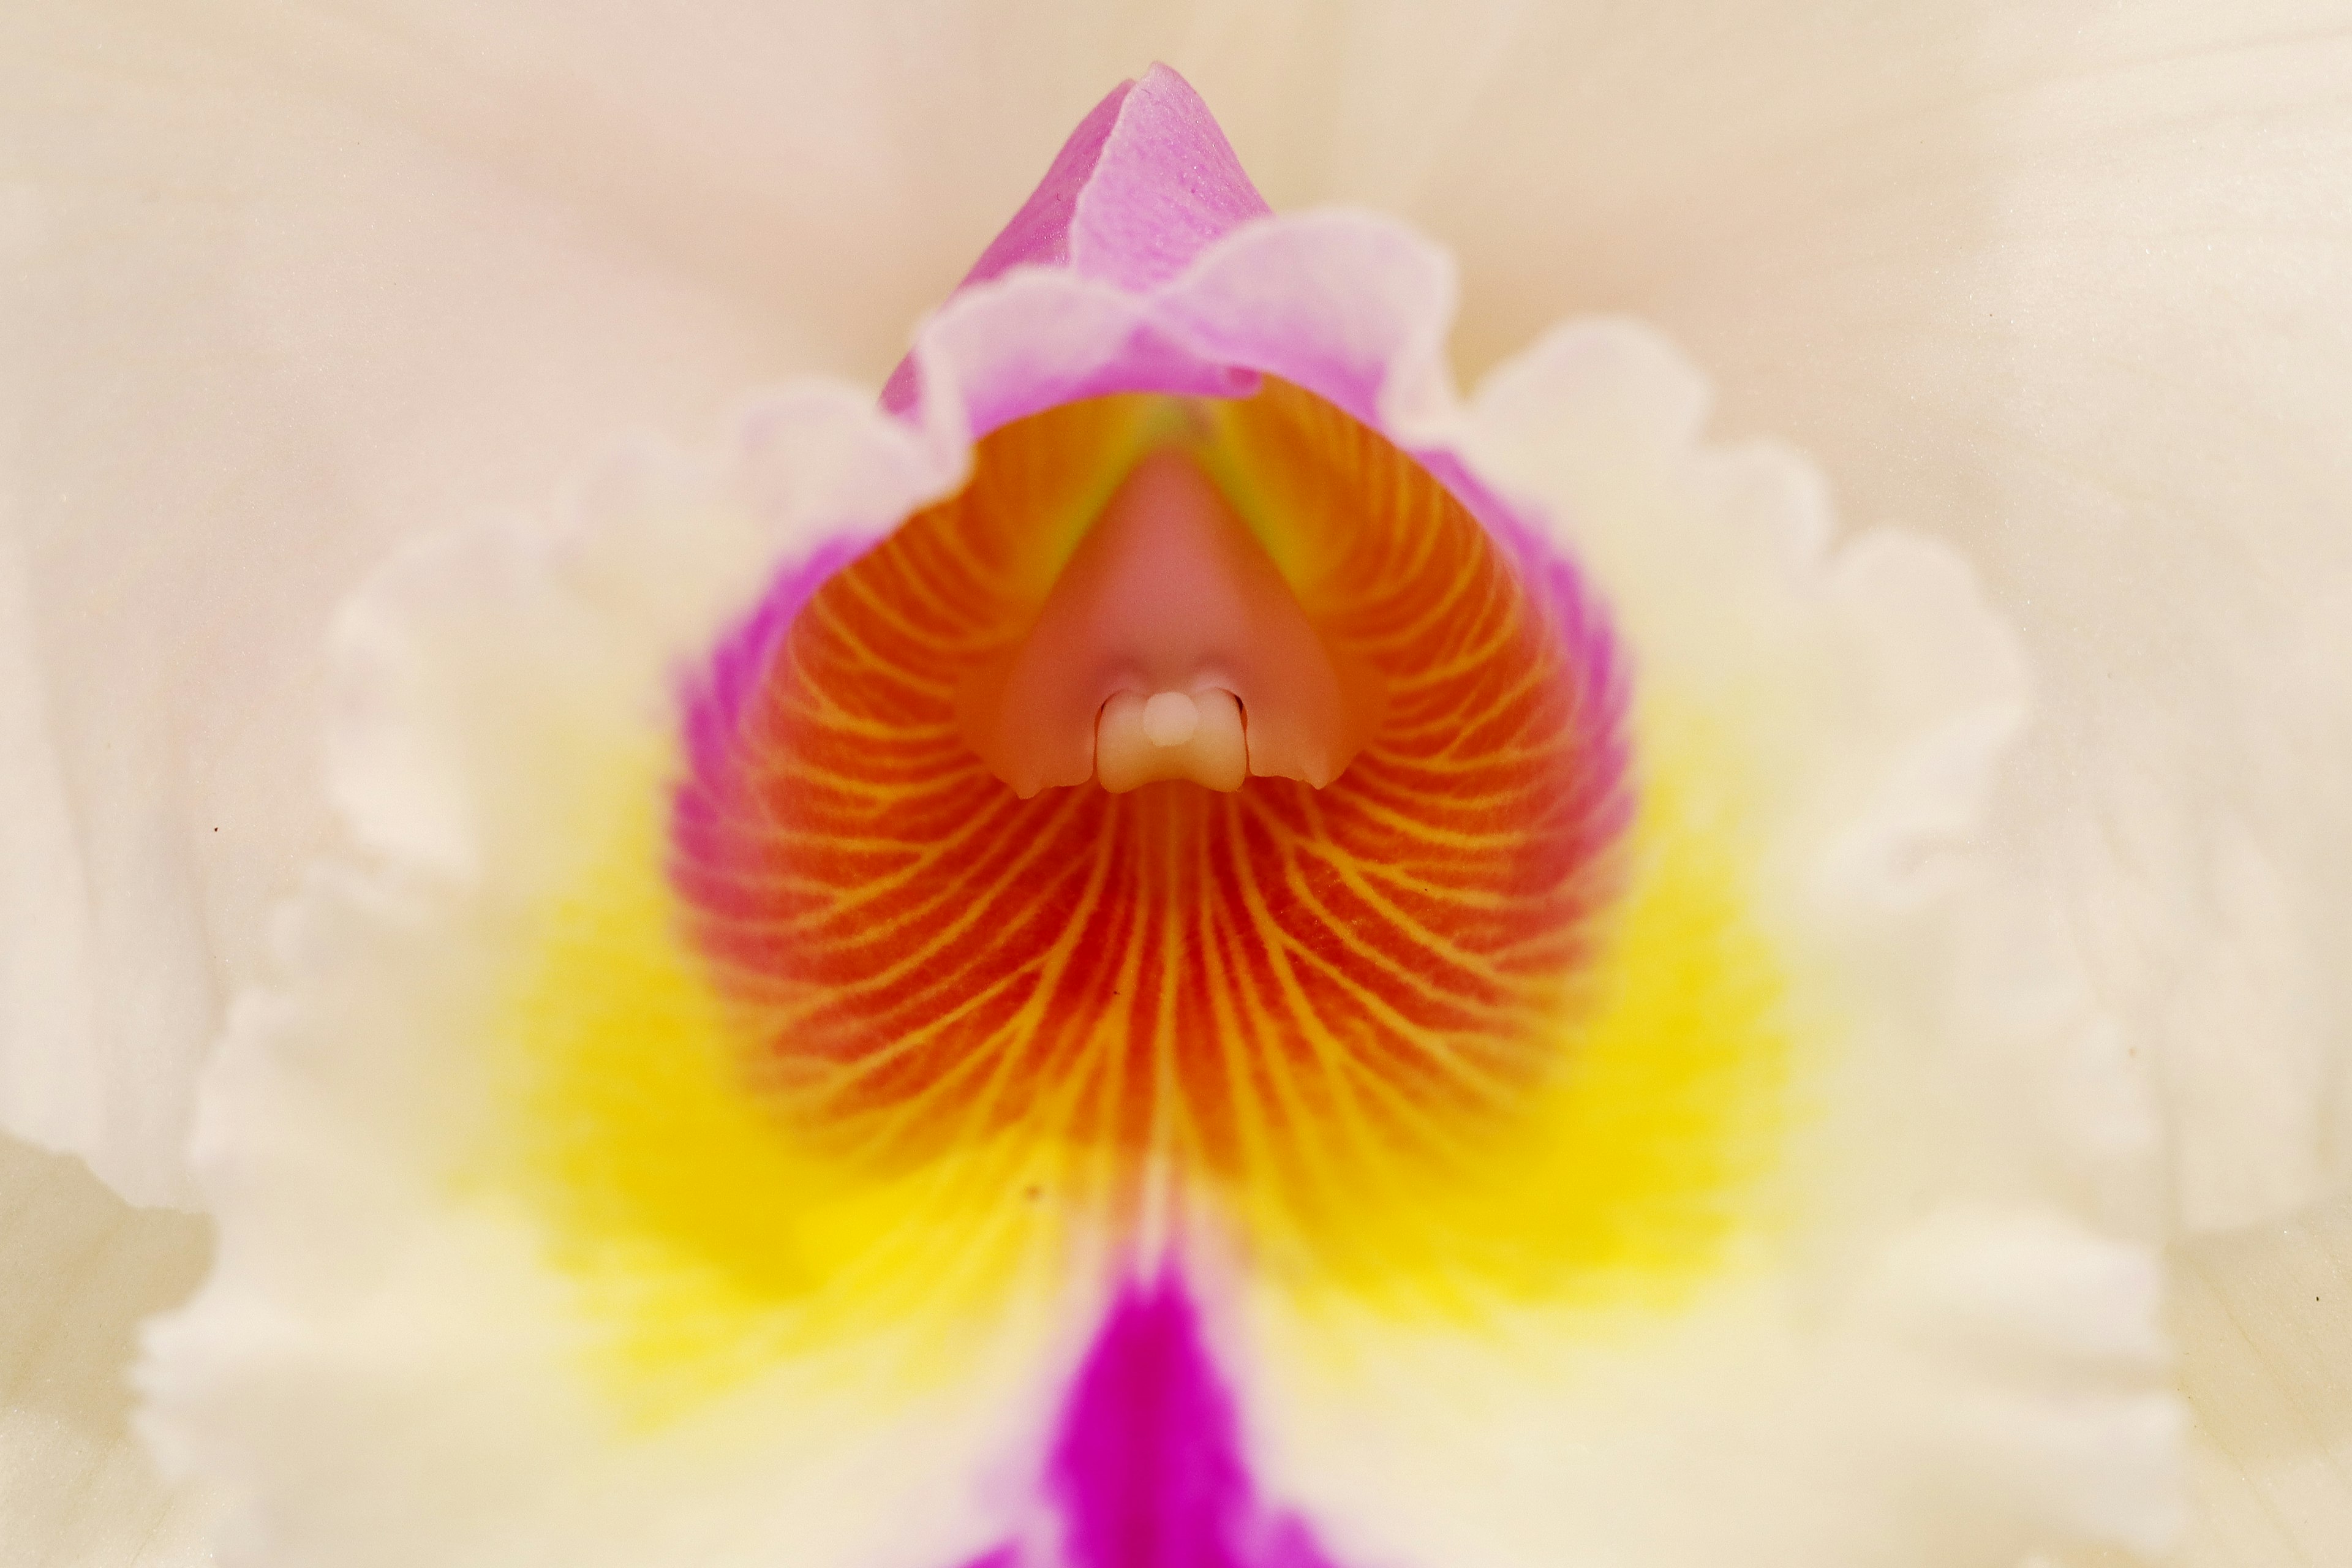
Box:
672;381;1629;1223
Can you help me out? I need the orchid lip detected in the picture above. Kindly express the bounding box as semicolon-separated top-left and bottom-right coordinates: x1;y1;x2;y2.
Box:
105;40;2168;1568
956;446;1384;798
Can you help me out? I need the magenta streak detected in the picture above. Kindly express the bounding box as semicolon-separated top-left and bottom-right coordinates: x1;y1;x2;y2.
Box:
958;1281;1346;1568
671;530;870;880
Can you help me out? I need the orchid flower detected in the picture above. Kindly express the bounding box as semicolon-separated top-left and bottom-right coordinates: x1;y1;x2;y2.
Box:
5;9;2350;1568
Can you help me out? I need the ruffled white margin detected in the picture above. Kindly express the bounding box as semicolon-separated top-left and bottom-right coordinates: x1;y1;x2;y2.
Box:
1245;318;2182;1568
138;209;2177;1567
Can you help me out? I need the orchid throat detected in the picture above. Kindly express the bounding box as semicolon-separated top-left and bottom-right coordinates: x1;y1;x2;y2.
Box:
958;443;1386;798
674;379;1629;1196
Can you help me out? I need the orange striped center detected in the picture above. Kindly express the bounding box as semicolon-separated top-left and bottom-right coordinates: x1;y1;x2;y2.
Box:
673;380;1629;1221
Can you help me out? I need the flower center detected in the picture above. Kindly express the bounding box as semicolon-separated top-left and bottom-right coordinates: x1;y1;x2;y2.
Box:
674;382;1630;1219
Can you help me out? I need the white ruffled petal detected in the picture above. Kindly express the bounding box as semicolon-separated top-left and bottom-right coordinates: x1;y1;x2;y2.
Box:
135;383;1090;1567
0;2;891;1202
1384;1;2352;1232
1217;319;2173;1568
0;1132;217;1566
2170;1194;2352;1564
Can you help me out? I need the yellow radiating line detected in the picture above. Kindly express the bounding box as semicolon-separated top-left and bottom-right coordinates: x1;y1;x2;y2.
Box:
1254;853;1525;1034
883;795;1124;1162
830;563;998;667
1221;808;1427;1233
756;800;1094;1007
1265;929;1528;1115
1196;854;1300;1197
1277;827;1539;992
1201;829;1350;1212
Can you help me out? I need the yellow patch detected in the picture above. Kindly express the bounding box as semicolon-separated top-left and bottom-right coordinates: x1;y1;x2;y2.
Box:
483;693;1795;1421
1218;701;1796;1320
478;749;1081;1423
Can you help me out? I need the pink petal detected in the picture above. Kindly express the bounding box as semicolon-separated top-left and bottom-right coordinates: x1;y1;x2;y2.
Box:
883;64;1271;412
1063;64;1274;293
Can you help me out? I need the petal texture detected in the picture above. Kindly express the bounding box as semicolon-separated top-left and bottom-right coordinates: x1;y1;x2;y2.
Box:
2173;1194;2352;1564
0;1133;216;1566
0;2;837;1204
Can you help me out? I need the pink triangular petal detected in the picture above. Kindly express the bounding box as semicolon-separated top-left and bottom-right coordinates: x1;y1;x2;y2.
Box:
885;64;1269;413
1067;64;1272;292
